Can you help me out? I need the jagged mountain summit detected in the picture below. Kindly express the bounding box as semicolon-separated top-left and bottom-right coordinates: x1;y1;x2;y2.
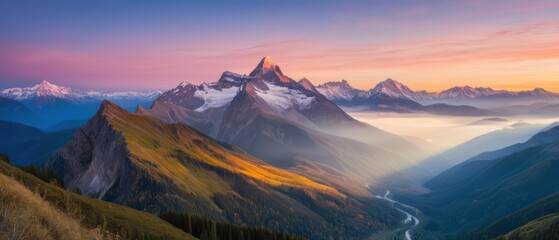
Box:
155;56;359;130
156;71;248;111
249;56;292;84
146;57;423;195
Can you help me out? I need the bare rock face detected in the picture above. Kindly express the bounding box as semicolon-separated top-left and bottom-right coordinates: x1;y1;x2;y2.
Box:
48;101;213;214
249;56;291;84
49;101;130;198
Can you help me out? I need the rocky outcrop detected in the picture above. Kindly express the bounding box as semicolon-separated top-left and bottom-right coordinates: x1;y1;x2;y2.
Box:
49;101;130;198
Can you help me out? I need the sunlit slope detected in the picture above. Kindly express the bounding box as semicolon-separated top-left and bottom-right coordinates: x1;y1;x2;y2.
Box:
0;171;106;240
103;100;337;195
498;214;559;240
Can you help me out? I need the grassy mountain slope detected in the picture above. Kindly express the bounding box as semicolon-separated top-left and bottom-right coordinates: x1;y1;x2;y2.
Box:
497;214;559;240
473;192;559;239
50;101;403;239
0;159;195;240
96;100;336;196
0;170;111;240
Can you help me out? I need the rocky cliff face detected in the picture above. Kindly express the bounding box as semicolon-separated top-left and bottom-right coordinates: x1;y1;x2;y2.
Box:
48;101;211;214
49;101;129;198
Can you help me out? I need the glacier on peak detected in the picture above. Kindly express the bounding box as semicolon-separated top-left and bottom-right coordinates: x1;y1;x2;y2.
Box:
255;81;315;111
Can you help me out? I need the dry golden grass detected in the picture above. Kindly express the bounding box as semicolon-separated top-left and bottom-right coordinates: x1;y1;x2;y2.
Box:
102;102;342;198
0;173;117;240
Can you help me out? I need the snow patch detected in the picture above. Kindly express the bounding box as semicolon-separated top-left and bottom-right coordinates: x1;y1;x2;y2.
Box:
316;82;372;102
255;82;315;111
193;85;240;112
223;77;236;83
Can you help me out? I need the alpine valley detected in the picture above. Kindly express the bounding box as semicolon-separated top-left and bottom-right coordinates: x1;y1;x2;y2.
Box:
3;56;559;240
5;1;559;239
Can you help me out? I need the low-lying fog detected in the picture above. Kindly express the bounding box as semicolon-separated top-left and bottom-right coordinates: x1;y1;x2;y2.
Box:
348;111;559;154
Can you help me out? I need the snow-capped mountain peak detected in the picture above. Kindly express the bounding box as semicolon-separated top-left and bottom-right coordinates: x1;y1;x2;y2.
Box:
1;80;73;100
33;80;73;98
375;78;404;89
157;55;315;113
318;78;559;106
315;80;372;103
371;78;433;101
217;71;251;85
156;57;335;119
157;70;251;111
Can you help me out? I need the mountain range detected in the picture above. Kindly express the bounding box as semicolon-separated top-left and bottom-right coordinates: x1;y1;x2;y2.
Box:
1;80;161;103
316;79;558;114
145;56;424;195
0;80;162;128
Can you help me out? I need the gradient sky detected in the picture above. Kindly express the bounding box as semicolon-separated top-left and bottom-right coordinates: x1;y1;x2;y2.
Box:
1;0;558;91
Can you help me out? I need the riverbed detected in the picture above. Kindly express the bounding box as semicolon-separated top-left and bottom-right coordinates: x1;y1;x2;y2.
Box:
376;191;420;240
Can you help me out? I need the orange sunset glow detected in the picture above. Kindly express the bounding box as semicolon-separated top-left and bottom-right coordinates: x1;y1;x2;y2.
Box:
1;1;558;92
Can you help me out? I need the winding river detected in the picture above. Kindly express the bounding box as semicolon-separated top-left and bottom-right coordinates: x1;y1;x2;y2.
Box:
376;190;420;240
